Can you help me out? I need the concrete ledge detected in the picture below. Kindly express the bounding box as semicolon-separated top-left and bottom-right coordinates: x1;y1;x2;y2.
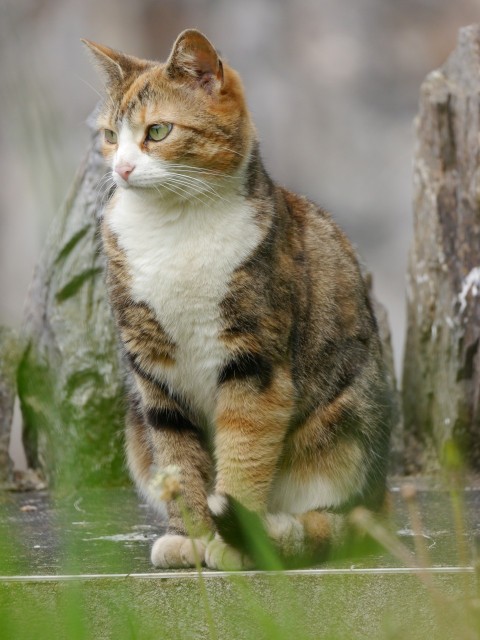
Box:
1;568;477;640
0;565;475;581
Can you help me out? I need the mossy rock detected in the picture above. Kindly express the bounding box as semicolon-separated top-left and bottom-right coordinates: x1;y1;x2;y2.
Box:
18;125;127;489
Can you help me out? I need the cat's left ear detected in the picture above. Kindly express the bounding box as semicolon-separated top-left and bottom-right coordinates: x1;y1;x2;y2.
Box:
166;29;224;94
81;39;148;90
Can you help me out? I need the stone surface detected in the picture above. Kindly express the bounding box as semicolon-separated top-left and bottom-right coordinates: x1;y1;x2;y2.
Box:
1;483;479;576
17;118;127;488
0;327;21;484
0;483;479;640
403;25;480;472
0;483;480;576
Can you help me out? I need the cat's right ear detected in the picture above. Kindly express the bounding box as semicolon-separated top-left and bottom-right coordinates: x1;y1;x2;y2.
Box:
81;39;144;89
165;29;224;94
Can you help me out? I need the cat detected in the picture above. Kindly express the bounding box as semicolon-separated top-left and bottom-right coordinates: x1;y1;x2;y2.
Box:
83;29;394;570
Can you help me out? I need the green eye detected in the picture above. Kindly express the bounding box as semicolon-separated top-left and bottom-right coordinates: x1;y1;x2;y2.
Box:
147;123;172;142
104;129;117;144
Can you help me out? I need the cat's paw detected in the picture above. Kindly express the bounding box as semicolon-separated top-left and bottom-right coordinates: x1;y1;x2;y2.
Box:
205;535;253;571
151;534;206;568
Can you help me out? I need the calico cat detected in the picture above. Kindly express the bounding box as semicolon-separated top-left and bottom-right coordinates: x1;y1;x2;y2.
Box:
83;29;394;570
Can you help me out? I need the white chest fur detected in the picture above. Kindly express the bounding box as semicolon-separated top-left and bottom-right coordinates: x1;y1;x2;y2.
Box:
107;190;262;421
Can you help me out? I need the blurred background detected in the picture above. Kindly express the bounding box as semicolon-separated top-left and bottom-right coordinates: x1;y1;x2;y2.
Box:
1;0;479;466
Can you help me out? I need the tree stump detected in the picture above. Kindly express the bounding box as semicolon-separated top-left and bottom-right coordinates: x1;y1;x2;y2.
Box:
17;119;127;488
403;25;480;472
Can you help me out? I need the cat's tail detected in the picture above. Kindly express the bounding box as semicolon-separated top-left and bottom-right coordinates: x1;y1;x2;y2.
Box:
208;494;347;569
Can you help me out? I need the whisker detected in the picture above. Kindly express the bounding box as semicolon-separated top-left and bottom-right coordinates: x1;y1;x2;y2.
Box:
74;73;115;109
95;173;114;198
168;172;224;198
75;74;104;102
169;181;219;206
162;178;204;203
216;146;246;158
167;174;234;207
95;173;114;195
164;177;219;206
167;172;234;206
166;160;246;192
166;163;237;180
154;182;182;201
94;180;110;206
94;172;116;209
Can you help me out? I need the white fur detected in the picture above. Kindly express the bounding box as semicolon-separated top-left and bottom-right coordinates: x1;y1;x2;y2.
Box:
269;451;365;514
151;534;206;568
107;160;262;423
264;513;305;555
269;474;347;512
205;534;253;571
207;493;228;516
113;124;169;188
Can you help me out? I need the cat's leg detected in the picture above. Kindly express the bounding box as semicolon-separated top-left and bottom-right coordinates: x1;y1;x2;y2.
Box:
205;363;295;570
126;382;213;569
206;379;387;568
260;381;391;563
213;363;294;510
147;422;213;569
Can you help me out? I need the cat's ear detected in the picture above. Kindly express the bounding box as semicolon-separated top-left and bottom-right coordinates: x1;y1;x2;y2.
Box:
166;29;223;93
81;39;147;89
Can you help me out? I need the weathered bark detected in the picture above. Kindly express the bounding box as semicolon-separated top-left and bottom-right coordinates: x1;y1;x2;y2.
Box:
0;327;21;483
403;25;480;472
18;118;127;488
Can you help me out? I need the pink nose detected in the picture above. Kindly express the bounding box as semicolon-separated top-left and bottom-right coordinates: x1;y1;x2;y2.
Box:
115;163;135;181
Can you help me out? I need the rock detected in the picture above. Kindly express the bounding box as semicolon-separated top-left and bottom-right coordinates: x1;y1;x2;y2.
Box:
403;25;480;472
17;118;127;488
364;273;403;472
0;326;21;484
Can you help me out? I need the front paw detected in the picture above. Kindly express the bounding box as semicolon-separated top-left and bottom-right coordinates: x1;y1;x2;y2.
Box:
205;535;253;571
151;534;207;568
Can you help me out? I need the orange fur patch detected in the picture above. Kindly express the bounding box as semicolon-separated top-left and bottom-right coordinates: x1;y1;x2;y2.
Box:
214;367;295;509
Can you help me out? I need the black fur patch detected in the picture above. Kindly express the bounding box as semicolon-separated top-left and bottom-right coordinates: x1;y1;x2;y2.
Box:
146;407;198;433
222;316;259;336
244;143;274;198
210;494;252;552
126;352;156;383
136;81;152;105
126;352;177;395
218;352;273;389
316;335;371;406
209;494;282;569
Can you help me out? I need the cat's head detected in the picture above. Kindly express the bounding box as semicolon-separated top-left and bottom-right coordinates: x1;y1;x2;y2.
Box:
83;30;254;198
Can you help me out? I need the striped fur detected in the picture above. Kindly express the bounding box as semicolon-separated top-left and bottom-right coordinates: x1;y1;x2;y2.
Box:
84;29;395;569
